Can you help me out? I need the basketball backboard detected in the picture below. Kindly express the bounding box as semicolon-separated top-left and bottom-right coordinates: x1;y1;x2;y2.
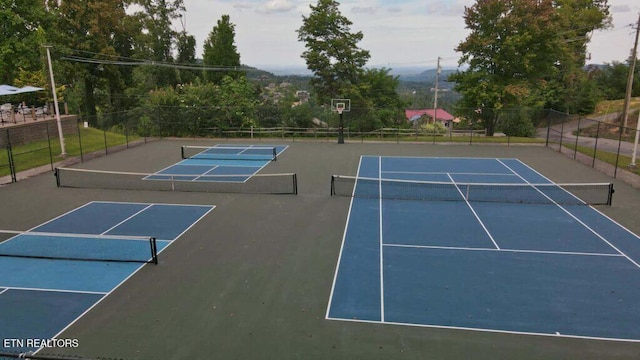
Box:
331;99;351;114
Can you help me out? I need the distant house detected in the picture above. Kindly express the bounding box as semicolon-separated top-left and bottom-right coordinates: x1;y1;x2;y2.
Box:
405;109;458;127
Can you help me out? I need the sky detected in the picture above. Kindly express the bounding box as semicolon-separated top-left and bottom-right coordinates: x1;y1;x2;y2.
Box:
176;0;640;73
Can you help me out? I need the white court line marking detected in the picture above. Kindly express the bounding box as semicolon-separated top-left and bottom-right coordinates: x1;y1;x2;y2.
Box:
325;156;363;320
91;200;214;208
195;166;220;181
325;317;640;343
0;288;8;295
195;166;252;183
382;170;518;177
361;155;521;160
101;204;153;236
378;156;385;323
497;159;640;270
447;173;500;249
383;243;625;257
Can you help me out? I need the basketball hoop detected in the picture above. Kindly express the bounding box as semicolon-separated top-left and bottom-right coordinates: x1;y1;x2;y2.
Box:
331;98;351;114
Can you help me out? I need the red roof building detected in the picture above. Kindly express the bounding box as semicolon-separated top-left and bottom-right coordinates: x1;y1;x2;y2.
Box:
405;109;456;125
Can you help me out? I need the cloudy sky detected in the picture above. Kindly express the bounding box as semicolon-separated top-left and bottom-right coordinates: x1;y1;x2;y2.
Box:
177;0;640;72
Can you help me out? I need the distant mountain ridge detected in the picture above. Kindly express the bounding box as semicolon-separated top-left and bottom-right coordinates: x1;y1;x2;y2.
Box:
397;68;458;82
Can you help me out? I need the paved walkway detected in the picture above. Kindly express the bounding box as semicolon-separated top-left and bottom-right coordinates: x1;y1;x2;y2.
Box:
536;112;640;189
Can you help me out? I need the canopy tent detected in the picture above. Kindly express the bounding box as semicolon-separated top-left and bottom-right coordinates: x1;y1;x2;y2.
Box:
0;84;44;96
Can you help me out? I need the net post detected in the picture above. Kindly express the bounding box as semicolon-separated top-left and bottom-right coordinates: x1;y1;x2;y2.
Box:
180;146;186;159
150;237;158;265
54;167;61;187
607;183;615;206
293;173;298;195
330;175;335;196
272;147;277;161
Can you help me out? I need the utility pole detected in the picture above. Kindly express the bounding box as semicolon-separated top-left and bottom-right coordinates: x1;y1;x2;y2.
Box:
621;13;640;135
433;57;441;125
44;45;66;157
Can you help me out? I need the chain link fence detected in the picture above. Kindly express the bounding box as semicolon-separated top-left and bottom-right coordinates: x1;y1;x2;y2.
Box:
1;106;638;185
544;109;639;181
0;112;156;185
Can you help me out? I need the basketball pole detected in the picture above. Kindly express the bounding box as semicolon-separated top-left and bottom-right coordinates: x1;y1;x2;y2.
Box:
338;109;344;144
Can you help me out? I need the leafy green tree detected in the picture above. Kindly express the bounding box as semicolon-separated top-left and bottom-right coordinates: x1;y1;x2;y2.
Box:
203;15;242;84
528;0;609;114
297;0;370;104
131;0;185;88
48;0;133;125
358;68;406;126
0;0;48;84
176;30;199;84
451;0;610;134
451;0;561;134
594;61;640;100
215;76;259;128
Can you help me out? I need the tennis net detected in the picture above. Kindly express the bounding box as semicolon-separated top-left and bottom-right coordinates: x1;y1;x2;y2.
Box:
54;167;298;195
0;231;158;264
330;175;614;205
181;145;278;161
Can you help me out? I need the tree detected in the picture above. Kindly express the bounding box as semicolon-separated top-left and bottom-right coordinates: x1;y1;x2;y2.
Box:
203;15;242;84
48;0;134;125
451;0;563;135
176;30;199;84
132;0;186;88
594;61;640;100
297;0;370;105
0;0;48;84
546;0;610;114
451;0;610;134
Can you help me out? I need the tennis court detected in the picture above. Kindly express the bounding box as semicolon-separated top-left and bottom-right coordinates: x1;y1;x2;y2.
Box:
53;144;297;194
0;201;214;353
1;141;640;359
327;156;640;341
147;144;288;182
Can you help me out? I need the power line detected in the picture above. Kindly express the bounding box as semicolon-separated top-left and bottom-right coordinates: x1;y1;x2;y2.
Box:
60;55;260;72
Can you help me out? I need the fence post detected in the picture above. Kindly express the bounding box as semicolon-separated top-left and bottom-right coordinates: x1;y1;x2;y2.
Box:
103;128;108;155
77;120;85;162
46;122;54;171
559;120;565;152
592;122;600;168
573;117;581;159
614;124;624;178
7;144;16;183
545;109;551;147
125;120;130;148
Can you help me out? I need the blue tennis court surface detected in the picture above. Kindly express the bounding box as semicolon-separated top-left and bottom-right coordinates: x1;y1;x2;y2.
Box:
0;201;214;353
146;144;288;182
327;156;640;342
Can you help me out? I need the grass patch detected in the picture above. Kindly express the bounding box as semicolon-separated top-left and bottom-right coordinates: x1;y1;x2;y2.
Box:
1;127;139;177
562;143;640;176
590;98;640;117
